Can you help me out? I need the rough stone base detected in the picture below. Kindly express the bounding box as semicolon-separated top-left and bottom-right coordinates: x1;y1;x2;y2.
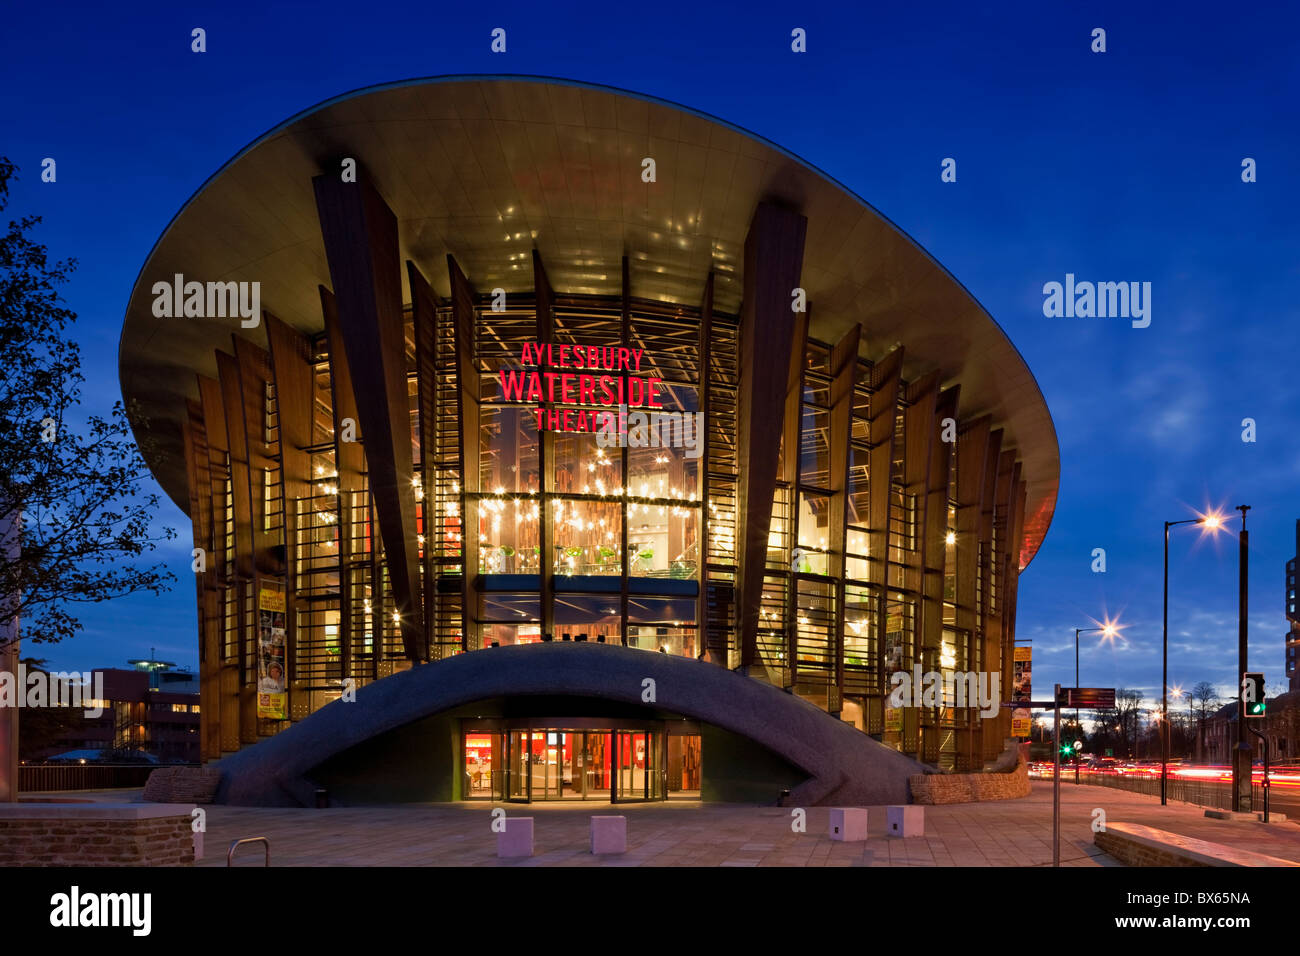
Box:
0;804;196;866
143;766;224;803
909;754;1031;805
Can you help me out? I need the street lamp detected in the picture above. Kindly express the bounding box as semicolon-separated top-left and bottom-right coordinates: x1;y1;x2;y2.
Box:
1233;505;1252;813
1072;620;1119;782
1163;510;1226;805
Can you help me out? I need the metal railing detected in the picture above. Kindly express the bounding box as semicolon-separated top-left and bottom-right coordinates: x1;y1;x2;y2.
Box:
1041;768;1271;812
227;836;270;867
19;763;165;792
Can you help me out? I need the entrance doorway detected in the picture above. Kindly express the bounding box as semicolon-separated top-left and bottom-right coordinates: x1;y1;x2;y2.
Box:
614;730;662;801
504;729;613;801
472;726;696;803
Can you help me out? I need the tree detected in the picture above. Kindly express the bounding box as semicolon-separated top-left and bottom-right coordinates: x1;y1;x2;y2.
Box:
0;156;175;649
1092;688;1144;759
1190;681;1219;762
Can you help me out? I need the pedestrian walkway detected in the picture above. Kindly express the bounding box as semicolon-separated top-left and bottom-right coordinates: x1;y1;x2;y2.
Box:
172;781;1300;867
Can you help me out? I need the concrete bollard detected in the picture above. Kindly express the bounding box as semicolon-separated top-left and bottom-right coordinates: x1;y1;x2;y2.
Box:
828;807;869;842
497;816;534;858
887;805;924;837
590;815;627;854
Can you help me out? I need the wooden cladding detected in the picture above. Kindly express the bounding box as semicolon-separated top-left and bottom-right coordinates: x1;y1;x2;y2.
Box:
313;175;425;660
736;202;808;669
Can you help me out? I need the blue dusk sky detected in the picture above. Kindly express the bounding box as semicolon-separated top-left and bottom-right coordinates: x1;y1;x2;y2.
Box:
2;2;1298;713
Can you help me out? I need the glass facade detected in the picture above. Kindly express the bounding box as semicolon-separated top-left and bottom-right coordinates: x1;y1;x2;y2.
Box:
185;284;1029;777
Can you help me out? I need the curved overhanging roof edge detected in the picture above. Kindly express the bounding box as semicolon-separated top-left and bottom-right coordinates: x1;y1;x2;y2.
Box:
117;73;1059;568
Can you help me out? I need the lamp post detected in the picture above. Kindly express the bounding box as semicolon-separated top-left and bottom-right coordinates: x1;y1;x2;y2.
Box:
1072;622;1118;782
1163;511;1224;806
1234;505;1252;813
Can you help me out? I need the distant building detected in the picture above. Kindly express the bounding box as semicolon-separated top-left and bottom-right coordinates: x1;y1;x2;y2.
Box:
31;662;200;764
1286;520;1300;691
1202;692;1300;765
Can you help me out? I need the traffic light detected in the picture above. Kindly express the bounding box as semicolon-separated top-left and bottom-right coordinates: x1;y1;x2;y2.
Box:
1242;672;1266;718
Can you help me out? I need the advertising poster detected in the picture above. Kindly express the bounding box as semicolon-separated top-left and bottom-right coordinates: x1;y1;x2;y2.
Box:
257;585;288;719
1012;646;1032;701
1011;646;1032;737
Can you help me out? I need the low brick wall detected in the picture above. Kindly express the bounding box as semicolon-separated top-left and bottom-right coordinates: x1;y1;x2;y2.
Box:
1095;823;1300;867
909;756;1031;805
0;804;196;867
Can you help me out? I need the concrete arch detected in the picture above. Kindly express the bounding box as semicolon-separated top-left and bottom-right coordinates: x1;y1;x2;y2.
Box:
215;644;926;806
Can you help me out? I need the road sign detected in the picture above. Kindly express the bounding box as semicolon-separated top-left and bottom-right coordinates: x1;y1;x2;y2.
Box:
1060;687;1115;708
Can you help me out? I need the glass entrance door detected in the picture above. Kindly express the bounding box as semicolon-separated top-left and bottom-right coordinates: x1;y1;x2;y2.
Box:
501;727;663;802
506;730;530;801
613;730;665;801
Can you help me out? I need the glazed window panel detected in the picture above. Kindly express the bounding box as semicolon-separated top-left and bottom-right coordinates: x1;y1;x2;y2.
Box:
883;594;916;673
627;596;695;625
795;578;835;669
845;526;870;580
312;363;334;445
478;592;541;622
553;594;621;644
844;584;876;670
552;498;622;576
626;500;698;579
408;374;420;464
626;437;700;501
799;406;830;488
481;623;542;647
478;493;541;573
479;405;540;494
795;491;831;575
553;430;621;494
628;624;697;657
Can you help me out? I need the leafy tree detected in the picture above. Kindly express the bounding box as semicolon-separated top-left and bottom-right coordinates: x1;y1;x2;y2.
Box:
0;157;174;649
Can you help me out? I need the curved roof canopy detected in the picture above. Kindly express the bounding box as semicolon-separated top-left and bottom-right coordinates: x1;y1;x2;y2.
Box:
119;74;1058;566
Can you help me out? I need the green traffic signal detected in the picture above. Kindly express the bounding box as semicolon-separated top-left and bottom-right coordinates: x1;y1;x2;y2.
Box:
1243;672;1266;718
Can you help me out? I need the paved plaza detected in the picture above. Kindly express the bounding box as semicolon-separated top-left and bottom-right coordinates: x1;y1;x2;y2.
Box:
38;782;1300;867
196;782;1300;867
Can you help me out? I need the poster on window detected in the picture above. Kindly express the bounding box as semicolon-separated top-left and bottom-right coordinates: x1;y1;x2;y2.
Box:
257;585;288;719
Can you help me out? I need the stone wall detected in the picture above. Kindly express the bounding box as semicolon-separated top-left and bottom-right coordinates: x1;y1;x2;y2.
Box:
1095;822;1300;867
909;755;1031;805
0;804;196;866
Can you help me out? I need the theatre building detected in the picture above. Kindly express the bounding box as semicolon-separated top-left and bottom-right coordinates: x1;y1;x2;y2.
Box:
119;76;1058;806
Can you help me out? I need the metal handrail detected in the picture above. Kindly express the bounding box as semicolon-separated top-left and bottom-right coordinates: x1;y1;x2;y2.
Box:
227;836;270;867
